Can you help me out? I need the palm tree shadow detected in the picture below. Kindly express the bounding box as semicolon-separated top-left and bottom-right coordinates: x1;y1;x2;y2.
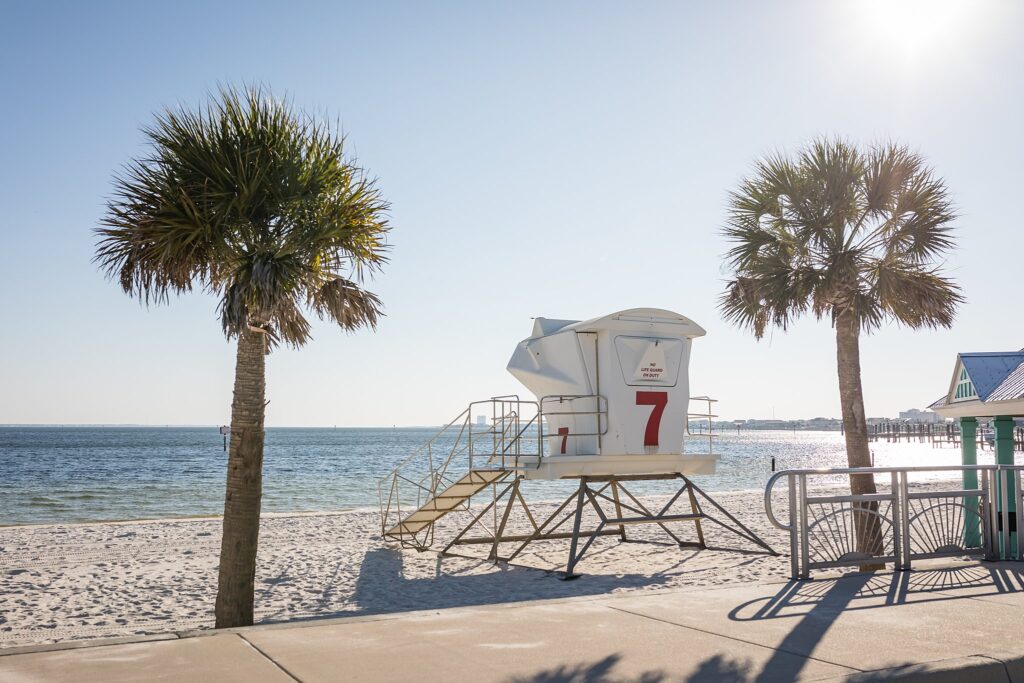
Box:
710;563;1024;682
503;652;752;682
505;654;668;683
686;655;754;682
667;572;885;682
749;572;876;682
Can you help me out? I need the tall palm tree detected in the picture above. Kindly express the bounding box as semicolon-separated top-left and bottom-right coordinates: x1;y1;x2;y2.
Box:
94;86;389;627
720;138;962;562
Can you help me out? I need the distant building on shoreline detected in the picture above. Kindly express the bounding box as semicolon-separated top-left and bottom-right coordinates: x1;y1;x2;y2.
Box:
704;410;946;432
898;408;943;424
716;417;843;431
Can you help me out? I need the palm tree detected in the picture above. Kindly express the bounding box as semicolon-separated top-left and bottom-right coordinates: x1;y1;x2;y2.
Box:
94;86;389;627
720;138;962;563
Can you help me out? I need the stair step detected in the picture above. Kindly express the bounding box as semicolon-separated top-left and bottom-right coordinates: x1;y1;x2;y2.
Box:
384;469;512;538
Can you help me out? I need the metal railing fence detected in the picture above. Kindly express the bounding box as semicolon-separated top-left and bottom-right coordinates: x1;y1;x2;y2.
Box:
765;465;1008;579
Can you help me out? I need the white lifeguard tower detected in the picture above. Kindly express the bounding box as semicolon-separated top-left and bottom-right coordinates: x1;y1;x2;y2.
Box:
378;308;773;575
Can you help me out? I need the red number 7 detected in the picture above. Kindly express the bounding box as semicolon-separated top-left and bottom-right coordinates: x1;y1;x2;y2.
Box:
557;427;569;454
635;391;668;447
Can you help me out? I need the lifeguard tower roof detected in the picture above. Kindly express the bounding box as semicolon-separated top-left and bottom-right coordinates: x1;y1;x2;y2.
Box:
525;308;707;340
931;351;1024;418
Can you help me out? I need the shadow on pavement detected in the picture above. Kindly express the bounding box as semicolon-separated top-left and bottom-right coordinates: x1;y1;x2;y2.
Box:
502;652;754;682
505;654;669;683
688;563;1024;682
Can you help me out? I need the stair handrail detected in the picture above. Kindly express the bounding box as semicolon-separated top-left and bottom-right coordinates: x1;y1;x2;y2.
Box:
378;398;541;539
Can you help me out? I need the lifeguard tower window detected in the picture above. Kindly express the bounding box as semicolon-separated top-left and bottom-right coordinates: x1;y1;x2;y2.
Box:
615;336;683;387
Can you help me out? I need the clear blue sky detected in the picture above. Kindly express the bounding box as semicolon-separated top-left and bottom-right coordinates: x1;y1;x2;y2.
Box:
1;1;1021;426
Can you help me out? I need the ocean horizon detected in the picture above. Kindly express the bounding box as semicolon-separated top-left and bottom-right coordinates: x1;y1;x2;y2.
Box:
0;425;1006;527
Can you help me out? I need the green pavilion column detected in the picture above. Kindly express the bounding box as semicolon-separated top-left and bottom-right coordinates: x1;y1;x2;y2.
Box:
960;417;980;548
994;416;1017;558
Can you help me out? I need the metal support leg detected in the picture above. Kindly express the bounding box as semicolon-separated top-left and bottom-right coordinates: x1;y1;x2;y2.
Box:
446;473;774;577
686;478;776;554
504;488;582;563
617;482;687;546
686;482;706;549
610;481;627;542
441;479;517;554
564;479;589;578
490;479;520;561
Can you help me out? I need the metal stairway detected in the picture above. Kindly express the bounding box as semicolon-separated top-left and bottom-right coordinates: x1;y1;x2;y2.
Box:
384;469;511;539
378;397;542;550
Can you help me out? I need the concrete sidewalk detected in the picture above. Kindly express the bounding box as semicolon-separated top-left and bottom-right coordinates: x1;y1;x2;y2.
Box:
4;563;1024;682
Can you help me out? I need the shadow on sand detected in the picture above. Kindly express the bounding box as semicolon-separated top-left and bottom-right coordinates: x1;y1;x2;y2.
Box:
263;547;670;623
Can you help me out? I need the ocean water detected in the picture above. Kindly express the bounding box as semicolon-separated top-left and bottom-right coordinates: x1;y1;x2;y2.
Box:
0;426;1005;526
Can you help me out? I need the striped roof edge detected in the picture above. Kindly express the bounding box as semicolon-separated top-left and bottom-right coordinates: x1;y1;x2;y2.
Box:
988;361;1024;402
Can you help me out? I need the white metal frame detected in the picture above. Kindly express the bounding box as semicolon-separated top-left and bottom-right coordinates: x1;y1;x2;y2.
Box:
765;465;1005;579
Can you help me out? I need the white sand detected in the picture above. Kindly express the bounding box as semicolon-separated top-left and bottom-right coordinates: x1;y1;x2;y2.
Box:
0;482;928;649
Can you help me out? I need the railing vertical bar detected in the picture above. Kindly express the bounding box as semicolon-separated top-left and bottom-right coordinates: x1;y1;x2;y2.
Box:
891;470;903;571
981;470;992;559
799;474;809;580
901;471;912;569
989;468;1000;560
1002;469;1011;560
788;473;798;580
1016;469;1024;561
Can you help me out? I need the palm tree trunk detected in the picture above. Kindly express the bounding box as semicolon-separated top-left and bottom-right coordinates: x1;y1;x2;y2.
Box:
215;326;267;627
835;308;884;569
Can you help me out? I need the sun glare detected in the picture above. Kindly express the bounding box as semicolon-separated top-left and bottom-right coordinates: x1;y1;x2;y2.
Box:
857;0;977;55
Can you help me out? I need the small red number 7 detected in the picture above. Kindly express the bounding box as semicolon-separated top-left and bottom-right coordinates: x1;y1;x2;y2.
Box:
635;392;668;447
557;427;569;454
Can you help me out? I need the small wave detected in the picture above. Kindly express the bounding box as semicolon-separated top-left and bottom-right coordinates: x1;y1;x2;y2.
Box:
27;500;68;509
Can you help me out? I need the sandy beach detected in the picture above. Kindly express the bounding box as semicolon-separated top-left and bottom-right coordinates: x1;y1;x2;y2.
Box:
0;486;807;649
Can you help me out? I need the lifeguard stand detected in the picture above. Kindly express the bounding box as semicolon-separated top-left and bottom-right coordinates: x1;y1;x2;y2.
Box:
378;308;774;575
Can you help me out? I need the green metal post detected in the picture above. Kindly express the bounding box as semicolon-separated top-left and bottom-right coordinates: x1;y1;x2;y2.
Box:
995;416;1016;558
960;417;979;548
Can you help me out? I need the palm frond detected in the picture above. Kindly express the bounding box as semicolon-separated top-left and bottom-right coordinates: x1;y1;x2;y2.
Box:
871;259;964;330
720;137;961;336
309;276;384;331
95;85;390;347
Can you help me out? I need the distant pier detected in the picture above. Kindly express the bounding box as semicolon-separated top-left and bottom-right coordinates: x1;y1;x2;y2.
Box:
867;421;1024;451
